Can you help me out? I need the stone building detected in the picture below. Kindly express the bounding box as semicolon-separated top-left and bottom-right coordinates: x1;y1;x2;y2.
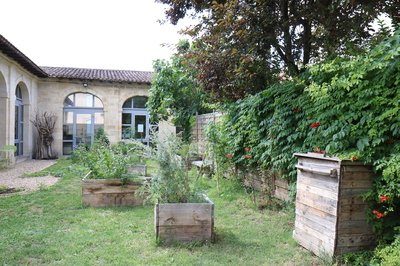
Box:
0;34;174;163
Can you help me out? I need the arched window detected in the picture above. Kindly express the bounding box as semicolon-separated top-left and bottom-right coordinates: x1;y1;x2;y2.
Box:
122;96;149;142
63;93;104;155
14;84;24;156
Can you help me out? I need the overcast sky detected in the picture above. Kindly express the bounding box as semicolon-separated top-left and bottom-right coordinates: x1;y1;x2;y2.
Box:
0;0;192;71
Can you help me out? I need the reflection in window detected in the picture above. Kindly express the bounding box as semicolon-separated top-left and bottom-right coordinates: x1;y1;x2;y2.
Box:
63;93;104;155
63;93;103;108
122;96;149;141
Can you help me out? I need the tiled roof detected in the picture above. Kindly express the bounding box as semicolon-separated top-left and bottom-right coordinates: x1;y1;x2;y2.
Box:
0;34;153;84
41;66;153;84
0;34;48;77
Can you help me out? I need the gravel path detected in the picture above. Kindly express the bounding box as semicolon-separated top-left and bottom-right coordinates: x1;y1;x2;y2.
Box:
0;160;58;193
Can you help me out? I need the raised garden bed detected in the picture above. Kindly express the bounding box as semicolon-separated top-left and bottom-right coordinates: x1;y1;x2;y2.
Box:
82;173;144;207
155;195;214;243
293;152;375;257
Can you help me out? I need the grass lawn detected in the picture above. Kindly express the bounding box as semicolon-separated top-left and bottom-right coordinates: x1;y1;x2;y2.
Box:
0;159;318;265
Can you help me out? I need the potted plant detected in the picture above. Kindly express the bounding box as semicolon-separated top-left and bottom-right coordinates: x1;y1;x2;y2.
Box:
144;135;214;244
73;138;145;207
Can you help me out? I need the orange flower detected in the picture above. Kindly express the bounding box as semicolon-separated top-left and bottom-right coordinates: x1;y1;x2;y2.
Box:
372;210;385;219
351;156;359;161
225;153;234;159
310;122;321;128
379;195;390;203
244;154;252;159
244;147;251;152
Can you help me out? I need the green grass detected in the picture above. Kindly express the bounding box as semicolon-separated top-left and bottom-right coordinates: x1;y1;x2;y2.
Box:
0;159;318;265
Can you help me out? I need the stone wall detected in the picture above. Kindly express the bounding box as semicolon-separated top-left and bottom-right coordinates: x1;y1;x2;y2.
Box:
0;53;39;162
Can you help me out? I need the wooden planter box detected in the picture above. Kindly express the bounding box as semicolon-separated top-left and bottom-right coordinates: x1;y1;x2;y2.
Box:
293;153;375;257
154;195;214;243
127;164;147;176
82;174;143;207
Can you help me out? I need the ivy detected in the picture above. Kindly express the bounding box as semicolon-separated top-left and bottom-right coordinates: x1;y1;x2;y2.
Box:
210;29;400;240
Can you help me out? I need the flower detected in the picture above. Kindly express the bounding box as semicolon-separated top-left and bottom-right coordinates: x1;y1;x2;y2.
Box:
372;210;385;219
225;153;234;159
379;195;390;203
244;154;252;159
244;147;251;152
351;156;359;161
310;122;321;128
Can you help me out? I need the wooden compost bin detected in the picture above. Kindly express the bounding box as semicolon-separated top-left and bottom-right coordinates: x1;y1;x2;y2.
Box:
293;153;375;257
155;196;214;243
82;175;143;207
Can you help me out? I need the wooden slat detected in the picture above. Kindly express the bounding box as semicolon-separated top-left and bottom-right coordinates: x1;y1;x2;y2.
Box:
295;202;336;231
155;201;214;243
337;234;376;247
296;190;338;216
297;172;339;194
293;228;334;257
295;214;335;238
296;182;338;201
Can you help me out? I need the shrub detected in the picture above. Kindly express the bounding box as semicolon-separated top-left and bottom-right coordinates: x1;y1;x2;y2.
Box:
143;134;203;203
371;234;400;266
209;29;400;240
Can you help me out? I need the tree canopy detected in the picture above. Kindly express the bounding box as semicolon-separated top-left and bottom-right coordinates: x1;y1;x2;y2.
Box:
157;0;399;101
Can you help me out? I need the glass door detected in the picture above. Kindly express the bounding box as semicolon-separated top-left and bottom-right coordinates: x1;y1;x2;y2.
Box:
62;109;104;155
75;113;93;147
121;110;149;142
14;100;24;156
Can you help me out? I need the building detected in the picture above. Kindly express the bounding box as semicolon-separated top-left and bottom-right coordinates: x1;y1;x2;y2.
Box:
0;34;174;163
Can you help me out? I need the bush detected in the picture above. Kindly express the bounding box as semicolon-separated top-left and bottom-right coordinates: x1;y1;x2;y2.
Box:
143;134;203;203
371;234;400;266
210;29;400;240
72;132;145;179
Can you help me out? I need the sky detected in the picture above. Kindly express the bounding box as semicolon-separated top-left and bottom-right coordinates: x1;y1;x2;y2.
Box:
0;0;193;71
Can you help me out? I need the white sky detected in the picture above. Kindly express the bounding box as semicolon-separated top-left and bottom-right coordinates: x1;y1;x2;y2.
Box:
0;0;192;71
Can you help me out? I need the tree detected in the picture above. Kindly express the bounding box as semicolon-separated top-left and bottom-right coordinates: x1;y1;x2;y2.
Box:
157;0;399;100
148;41;209;142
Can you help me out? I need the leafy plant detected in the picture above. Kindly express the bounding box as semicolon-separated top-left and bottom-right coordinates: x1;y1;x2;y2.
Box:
143;134;203;203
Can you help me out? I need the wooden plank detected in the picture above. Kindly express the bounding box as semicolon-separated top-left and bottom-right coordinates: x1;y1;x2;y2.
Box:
339;188;370;197
337;234;376;248
275;178;288;189
295;219;336;247
295;214;336;238
82;193;142;207
293;228;334;257
158;204;213;226
297;171;339;193
297;182;338;201
157;225;213;243
296;190;338;216
156;202;214;243
295;202;336;231
340;179;373;189
275;187;290;201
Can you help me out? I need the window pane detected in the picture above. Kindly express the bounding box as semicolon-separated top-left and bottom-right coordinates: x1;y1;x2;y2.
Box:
132;96;147;108
14;106;19;139
94;97;103;108
122;113;131;124
122;99;132;108
74;93;93;107
75;114;92;146
63;142;73;155
63;111;73;124
134;115;146;139
94;112;104;125
122;126;133;139
63;125;73;140
64;94;74;107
